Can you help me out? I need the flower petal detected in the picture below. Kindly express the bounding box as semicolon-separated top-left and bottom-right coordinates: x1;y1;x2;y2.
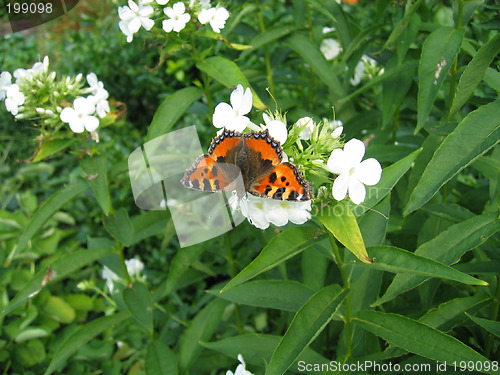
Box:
265;202;289;226
348;177;366;204
83;116;100;132
332;173;350;201
69;119;85;133
265;120;287;145
60;107;75;123
327;149;350;175
213;102;234;128
343;138;365;165
355;158;382;186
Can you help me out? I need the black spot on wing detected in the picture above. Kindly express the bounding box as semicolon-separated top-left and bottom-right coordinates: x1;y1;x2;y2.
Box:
287;190;298;201
269;172;277;183
217;156;226;163
273;187;285;199
264;185;272;195
202;178;211;191
192;180;200;189
280;176;286;182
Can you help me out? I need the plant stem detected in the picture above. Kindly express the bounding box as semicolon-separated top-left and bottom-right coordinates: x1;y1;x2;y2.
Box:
328;233;352;361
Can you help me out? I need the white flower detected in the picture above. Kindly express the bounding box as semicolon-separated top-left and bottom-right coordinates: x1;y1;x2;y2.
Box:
265;199;312;226
102;266;120;293
350;59;365;86
327;138;382;204
118;0;154;42
156;0;169;4
237;195;312;229
198;0;211;9
86;73;104;95
295;117;314;140
260;113;287;145
0;71;12;100
60;97;99;133
198;6;229;33
125;257;145;275
320;38;341;61
87;89;110;118
322;26;335;34
163;2;191;32
213;84;253;132
226;354;254;375
5;84;25;115
101;257;145;293
326;119;343;138
12;56;49;84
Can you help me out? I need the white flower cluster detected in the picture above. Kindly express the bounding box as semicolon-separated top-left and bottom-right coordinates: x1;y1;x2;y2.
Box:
213;85;382;226
320;27;384;86
60;73;110;135
0;56;51;116
102;257;145;293
118;0;229;43
0;57;110;138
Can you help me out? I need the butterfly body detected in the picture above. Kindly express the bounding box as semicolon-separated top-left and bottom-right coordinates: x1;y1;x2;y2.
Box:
181;129;313;201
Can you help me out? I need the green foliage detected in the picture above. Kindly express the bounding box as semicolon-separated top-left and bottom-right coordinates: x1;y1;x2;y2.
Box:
1;0;499;374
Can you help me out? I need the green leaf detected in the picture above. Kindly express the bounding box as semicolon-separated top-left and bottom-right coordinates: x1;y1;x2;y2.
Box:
421;295;491;332
80;156;111;215
42;296;75;324
382;60;415;126
153;244;206;299
267;285;347;375
484;67;500;91
358;195;391;247
123;282;154;335
353;310;497;374
1;247;113;317
374;213;498;306
450;34;500;116
201;334;333;375
357;148;422;216
416;27;465;132
221;226;324;292
44;312;130;375
104;208;134;246
146;87;202;142
250;25;298;49
383;0;424;50
405;100;500;215
465;313;500;338
178;298;228;373
317;202;370;263
196;57;266;109
32;138;76;162
209;280;315;312
145;341;178;375
5;182;88;265
359;246;487;286
15;328;50;343
285;33;344;98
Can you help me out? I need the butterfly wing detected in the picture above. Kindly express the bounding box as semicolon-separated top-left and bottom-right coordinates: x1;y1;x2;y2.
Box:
181;130;245;192
182;154;237;192
249;162;313;201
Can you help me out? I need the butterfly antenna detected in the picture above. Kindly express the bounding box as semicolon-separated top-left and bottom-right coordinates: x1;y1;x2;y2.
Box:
266;87;278;112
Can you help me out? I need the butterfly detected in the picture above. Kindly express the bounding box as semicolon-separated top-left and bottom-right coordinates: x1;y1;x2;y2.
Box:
181;128;313;201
